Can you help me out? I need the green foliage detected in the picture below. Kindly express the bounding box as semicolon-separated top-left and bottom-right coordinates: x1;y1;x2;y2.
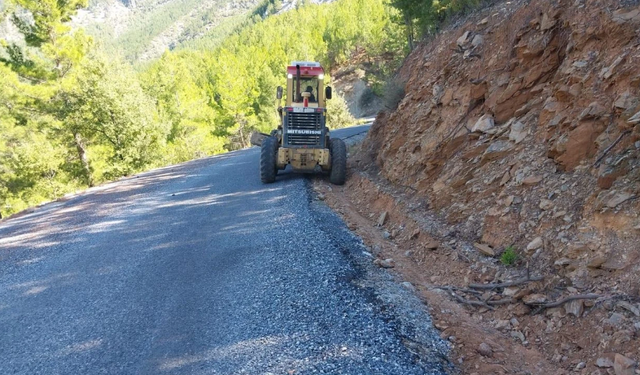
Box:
382;78;406;110
140;51;225;161
500;245;518;266
53;53;170;180
390;0;482;48
10;0;88;47
327;92;355;129
0;0;407;216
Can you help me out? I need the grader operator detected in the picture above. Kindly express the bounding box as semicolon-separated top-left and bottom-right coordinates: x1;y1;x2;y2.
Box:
257;61;347;185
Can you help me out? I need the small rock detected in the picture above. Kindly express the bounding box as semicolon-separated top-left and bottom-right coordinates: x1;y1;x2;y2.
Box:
478;17;489;26
472;114;495;133
614;353;636;375
539;199;554;210
600;55;626;80
495;319;511;330
425;241;439;250
523;175;543;185
374;258;395;269
522;293;547;305
483;140;513;161
410;229;420;239
628;110;640;125
612;8;640;24
378;211;388;226
587;256;607;269
477;342;493;357
457;31;471;48
500;171;511;186
575;362;586;370
554;258;571;266
317;193;326;201
602;259;626;271
503;287;520;296
606;192;633;208
596;355;615;368
614;92;635;110
526;237;543;251
565;299;584;317
401;281;415;291
509;121;528;144
617;301;640;317
540;13;557;31
573;60;589;69
471;34;484;47
579;102;607;120
474;242;495;256
383;231;391;239
606;313;626;327
505;195;515;206
511;330;526;343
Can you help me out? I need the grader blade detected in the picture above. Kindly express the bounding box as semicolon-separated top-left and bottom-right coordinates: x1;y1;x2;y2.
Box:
250;132;270;147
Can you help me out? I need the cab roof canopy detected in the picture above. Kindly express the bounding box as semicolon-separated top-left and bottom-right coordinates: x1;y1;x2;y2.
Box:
287;61;324;76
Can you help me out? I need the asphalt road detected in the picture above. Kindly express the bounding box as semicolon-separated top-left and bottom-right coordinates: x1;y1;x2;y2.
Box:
0;125;448;374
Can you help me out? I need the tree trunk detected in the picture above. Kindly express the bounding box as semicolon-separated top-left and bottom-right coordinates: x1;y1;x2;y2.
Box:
74;132;93;187
405;14;415;51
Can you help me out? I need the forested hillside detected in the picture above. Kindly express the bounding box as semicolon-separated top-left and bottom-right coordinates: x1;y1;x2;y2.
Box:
74;0;260;61
0;0;408;217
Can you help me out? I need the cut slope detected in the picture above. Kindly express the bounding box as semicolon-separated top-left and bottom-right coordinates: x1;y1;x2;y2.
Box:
352;0;640;371
362;0;640;283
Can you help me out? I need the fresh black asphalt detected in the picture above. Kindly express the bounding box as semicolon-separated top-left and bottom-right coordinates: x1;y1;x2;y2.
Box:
0;126;449;374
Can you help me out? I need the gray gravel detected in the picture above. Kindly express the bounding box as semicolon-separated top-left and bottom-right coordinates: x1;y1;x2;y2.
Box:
0;126;449;374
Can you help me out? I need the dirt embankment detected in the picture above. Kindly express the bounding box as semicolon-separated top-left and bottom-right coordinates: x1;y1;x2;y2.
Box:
318;0;640;373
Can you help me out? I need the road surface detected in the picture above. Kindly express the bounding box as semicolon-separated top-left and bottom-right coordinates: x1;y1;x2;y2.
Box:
0;125;448;374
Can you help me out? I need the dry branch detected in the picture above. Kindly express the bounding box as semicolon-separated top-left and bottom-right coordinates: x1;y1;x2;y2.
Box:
527;294;600;308
468;276;544;290
593;130;631;167
486;298;515;306
437;286;495;310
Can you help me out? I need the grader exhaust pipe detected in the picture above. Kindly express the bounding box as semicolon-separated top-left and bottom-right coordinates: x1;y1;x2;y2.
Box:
296;64;301;102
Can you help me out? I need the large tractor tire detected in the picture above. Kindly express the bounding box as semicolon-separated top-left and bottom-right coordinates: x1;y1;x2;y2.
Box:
260;136;278;183
329;138;347;185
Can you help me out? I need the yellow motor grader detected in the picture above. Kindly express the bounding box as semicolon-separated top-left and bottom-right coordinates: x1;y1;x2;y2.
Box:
253;61;346;185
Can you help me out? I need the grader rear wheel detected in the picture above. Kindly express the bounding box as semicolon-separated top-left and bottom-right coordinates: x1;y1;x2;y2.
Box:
329;138;346;185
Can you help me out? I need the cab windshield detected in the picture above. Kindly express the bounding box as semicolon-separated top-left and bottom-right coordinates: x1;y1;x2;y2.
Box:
294;77;319;103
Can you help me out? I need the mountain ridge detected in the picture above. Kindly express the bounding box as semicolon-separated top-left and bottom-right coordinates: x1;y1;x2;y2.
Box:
74;0;336;62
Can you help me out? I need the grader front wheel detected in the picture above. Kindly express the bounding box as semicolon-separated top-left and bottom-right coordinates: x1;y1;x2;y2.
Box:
329;138;346;185
260;136;278;183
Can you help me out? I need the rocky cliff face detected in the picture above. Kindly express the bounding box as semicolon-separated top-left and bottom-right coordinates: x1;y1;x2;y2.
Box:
361;0;640;301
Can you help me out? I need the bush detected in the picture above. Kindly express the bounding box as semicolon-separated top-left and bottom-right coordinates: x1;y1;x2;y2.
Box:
500;245;518;266
382;79;405;110
358;87;377;109
326;91;355;129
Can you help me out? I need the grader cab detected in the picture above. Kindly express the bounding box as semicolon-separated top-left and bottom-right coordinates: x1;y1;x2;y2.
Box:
258;61;346;185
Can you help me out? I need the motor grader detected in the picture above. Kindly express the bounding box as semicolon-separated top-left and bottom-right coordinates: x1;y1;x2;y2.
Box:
252;61;346;185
